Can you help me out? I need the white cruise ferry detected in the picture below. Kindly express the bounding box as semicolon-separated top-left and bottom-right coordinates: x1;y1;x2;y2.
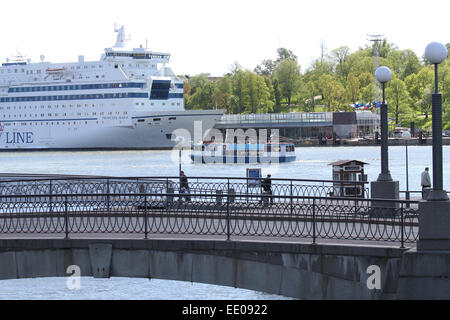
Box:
0;26;223;150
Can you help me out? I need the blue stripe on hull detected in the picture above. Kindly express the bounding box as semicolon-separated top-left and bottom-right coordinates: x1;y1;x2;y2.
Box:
190;155;296;164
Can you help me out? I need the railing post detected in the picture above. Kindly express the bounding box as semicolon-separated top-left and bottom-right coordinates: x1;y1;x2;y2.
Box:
405;191;410;208
312;198;316;244
226;179;231;241
144;195;148;240
400;201;405;249
290;180;293;216
106;179;110;213
49;180;53;214
64;195;69;240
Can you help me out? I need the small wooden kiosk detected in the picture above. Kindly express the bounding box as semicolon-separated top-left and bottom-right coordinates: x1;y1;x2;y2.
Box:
329;160;368;198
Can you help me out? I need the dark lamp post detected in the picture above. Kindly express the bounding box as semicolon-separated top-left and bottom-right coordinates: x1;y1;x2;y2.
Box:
175;136;185;177
402;131;411;205
424;42;448;201
375;66;393;182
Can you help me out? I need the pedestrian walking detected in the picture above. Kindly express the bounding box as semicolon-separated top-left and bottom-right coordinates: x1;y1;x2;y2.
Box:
421;167;431;199
261;174;273;205
179;170;191;201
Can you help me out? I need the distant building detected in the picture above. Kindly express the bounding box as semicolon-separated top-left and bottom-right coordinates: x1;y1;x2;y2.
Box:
214;111;379;140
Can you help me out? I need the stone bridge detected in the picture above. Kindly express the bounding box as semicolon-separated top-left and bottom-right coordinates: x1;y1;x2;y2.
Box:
2;238;446;299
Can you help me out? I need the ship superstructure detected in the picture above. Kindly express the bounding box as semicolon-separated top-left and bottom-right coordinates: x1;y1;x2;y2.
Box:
0;26;223;149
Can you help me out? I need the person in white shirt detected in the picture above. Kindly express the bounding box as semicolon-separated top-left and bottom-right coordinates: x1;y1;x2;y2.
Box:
421;167;431;199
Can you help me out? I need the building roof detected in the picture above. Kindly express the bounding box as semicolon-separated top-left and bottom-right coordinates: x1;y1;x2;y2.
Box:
328;160;368;166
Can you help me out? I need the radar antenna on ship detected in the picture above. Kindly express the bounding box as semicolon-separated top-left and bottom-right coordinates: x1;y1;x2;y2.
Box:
113;24;131;48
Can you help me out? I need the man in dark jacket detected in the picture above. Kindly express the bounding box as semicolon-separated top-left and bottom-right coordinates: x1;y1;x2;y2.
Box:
261;174;273;205
179;171;191;201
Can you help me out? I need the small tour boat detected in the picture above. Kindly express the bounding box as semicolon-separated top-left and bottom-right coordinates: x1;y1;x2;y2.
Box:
190;142;296;164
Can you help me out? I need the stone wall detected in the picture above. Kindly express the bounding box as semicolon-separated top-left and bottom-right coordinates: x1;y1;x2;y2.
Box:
0;239;406;299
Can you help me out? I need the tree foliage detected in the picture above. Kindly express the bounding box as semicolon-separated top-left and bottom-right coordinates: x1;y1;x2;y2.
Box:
183;40;449;129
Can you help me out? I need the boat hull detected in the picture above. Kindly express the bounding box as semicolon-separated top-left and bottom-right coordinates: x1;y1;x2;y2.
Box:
190;155;296;164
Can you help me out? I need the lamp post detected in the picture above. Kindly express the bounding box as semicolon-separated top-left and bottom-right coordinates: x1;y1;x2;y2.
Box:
175;136;185;177
375;66;393;182
402;131;411;206
370;66;399;208
424;42;448;201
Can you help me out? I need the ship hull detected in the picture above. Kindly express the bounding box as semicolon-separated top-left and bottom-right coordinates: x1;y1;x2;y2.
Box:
0;110;222;150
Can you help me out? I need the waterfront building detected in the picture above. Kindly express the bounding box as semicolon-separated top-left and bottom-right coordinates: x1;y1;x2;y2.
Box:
214;111;380;141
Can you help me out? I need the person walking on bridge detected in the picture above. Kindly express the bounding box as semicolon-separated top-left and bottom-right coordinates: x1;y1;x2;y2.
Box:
421;167;431;199
179;171;191;202
261;174;273;205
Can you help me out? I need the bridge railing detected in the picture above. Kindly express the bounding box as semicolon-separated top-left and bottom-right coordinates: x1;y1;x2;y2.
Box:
0;191;418;247
0;176;370;201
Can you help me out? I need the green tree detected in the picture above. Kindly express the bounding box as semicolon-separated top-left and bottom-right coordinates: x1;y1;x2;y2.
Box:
241;71;274;113
275;58;301;105
401;50;421;79
185;74;212;110
405;67;433;118
212;76;232;113
231;70;245;113
386;78;410;124
187;80;216;110
319;74;345;111
272;78;282;111
331;46;355;83
275;48;298;64
346;74;361;104
254;59;276;77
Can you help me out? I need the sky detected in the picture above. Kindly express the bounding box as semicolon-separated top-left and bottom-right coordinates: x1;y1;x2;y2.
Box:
0;0;448;76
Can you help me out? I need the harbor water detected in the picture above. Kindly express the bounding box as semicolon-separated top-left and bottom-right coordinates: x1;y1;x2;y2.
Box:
1;145;448;194
0;145;448;299
0;277;293;300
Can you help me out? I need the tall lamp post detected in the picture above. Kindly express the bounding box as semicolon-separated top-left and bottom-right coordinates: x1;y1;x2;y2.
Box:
424;42;448;201
401;131;411;206
175;136;185;177
416;41;449;253
370;66;399;205
375;66;393;182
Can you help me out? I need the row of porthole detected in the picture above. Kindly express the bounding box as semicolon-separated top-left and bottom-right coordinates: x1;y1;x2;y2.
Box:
2;111;127;118
4;120;127;126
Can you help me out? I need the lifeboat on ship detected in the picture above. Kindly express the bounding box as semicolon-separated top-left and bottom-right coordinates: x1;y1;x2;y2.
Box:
45;67;67;74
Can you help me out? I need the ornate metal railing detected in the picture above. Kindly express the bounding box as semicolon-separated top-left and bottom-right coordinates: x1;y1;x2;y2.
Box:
0;176;370;200
0;190;418;247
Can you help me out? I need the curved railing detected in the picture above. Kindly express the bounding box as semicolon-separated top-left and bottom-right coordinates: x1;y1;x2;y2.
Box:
0;188;418;247
0;176;370;200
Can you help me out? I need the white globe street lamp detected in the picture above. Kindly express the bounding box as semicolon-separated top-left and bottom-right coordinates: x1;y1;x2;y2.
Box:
424;42;448;201
425;42;448;64
375;66;392;85
375;66;393;182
